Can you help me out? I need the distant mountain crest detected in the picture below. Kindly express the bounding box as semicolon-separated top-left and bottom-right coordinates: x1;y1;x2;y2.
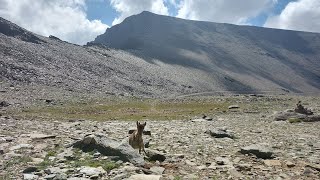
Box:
91;11;320;93
0;17;43;44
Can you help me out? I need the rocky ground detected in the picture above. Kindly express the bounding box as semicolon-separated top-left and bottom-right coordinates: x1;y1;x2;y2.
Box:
0;95;320;180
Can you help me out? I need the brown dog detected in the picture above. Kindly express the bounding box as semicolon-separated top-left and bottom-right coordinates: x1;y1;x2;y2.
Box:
129;121;146;154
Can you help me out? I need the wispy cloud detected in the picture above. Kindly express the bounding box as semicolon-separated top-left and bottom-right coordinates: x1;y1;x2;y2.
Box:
264;0;320;33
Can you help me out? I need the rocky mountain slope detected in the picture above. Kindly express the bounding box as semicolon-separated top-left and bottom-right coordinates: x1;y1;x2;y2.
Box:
0;16;198;104
93;11;320;94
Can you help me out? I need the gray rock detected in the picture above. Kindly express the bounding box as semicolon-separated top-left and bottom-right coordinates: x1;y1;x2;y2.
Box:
305;115;320;122
215;157;230;165
240;144;273;159
93;152;101;158
274;111;307;121
229;168;244;178
79;166;106;177
0;101;10;107
29;133;56;140
150;166;165;175
10;144;34;151
44;174;56;180
23;166;38;173
72;134;144;166
23;174;39;180
191;118;206;122
44;167;63;174
57;149;74;160
145;149;166;162
228;105;239;109
183;174;198;179
205;128;234;139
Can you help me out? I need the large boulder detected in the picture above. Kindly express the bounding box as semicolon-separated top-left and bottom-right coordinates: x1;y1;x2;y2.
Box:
72;134;144;166
274;110;320;122
274;110;307;121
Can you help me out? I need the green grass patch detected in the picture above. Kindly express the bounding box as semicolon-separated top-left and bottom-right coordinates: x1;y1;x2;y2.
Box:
70;148;119;171
288;118;302;123
3;156;32;170
8;97;230;121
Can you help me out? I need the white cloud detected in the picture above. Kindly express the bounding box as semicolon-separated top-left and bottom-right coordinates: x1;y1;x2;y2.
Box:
264;0;320;33
110;0;169;25
176;0;276;25
0;0;109;45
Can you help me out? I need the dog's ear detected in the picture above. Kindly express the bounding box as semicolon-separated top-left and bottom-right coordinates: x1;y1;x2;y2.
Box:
144;122;146;126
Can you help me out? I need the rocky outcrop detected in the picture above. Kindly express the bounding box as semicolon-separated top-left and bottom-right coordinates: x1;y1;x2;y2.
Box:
72;134;145;166
240;144;274;159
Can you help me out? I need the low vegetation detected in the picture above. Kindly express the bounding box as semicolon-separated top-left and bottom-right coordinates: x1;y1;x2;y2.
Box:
5;95;305;122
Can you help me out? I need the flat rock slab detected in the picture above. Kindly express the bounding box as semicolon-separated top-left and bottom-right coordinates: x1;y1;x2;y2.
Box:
240;144;273;159
274;111;307;121
228;105;240;109
264;160;281;166
79;166;106;176
9;144;34;151
29;133;56;140
23;174;39;180
274;111;320;122
72;134;144;166
150;166;165;175
128;174;162;180
205;128;234;139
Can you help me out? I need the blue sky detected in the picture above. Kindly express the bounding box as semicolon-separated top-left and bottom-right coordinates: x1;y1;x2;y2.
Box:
1;0;319;44
86;0;296;27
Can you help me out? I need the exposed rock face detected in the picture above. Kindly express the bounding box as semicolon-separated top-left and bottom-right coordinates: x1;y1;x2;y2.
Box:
0;17;43;44
72;134;145;166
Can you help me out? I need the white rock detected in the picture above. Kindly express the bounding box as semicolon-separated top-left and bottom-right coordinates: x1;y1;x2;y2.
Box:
128;174;162;180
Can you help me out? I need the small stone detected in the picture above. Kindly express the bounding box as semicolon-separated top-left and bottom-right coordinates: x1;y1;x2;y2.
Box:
235;164;252;171
264;160;281;166
229;168;243;178
306;164;320;171
10;144;34;151
228;105;239;109
23;174;39;180
128;174;162;180
79;166;106;176
93;152;101;158
45;167;62;174
197;165;207;170
44;174;56;180
150;166;165;175
183;174;198;179
23;166;38;173
286;161;295;168
29;133;56;140
185;160;197;166
215;157;229;165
